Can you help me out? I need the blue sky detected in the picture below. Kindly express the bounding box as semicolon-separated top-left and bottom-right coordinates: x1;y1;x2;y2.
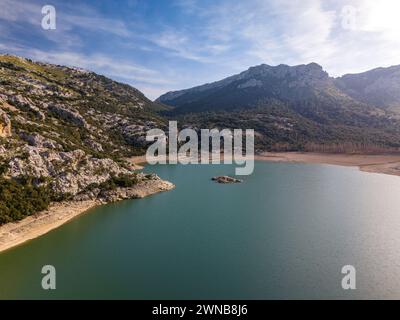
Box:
1;0;400;99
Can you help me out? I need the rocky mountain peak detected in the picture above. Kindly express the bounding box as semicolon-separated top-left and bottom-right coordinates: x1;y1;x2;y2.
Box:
158;62;330;105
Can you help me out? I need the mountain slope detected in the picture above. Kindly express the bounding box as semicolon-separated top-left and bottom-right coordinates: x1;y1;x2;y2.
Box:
0;54;168;158
158;63;400;152
0;54;170;224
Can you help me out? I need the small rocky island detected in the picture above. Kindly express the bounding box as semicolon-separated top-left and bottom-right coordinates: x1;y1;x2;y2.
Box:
212;176;243;184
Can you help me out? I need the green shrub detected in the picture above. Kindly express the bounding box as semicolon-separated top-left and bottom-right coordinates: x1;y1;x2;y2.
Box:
97;174;139;191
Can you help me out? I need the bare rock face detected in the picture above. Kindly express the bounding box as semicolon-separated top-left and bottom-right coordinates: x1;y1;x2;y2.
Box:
211;176;243;184
84;138;104;152
8;95;45;120
71;173;175;202
0;109;11;138
8;146;131;195
122;123;160;147
237;79;263;89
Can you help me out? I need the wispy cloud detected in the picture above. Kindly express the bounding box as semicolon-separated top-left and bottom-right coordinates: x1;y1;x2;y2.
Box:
169;0;337;70
0;0;137;53
150;30;212;63
0;0;40;24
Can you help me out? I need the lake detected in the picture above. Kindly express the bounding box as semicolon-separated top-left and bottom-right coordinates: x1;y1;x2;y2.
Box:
1;161;400;299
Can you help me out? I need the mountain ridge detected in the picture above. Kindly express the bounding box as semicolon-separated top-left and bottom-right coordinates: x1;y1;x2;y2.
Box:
158;62;400;113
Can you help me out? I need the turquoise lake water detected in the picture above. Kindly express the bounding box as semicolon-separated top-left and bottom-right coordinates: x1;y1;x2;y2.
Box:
1;161;400;299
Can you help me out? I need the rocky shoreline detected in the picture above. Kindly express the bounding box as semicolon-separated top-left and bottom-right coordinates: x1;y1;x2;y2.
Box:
0;177;175;253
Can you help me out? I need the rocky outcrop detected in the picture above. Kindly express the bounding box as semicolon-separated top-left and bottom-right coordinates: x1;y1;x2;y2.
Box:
8;146;131;195
122;123;161;147
212;176;243;184
0;109;11;138
8;95;45;120
19;132;61;149
84;138;104;152
98;177;175;202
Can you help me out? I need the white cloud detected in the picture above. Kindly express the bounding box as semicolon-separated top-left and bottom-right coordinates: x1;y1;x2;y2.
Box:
189;0;337;69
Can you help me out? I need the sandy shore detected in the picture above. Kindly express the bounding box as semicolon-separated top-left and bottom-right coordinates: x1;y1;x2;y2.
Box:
256;152;400;177
0;179;174;254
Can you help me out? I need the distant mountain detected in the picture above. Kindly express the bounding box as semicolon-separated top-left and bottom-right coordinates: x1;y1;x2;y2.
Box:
158;63;400;152
159;63;341;112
